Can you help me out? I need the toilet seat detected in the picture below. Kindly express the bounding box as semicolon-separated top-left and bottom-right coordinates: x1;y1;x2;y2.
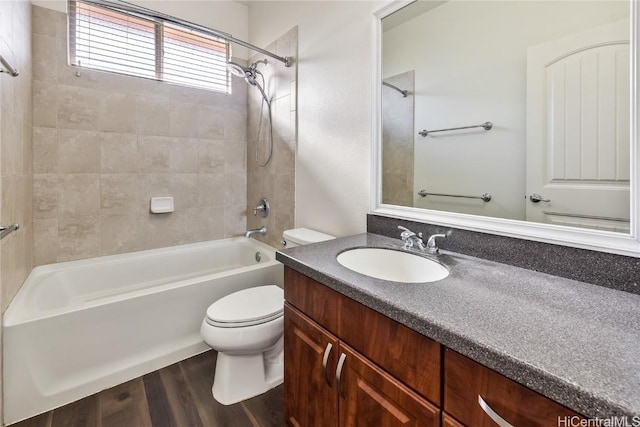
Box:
205;285;283;328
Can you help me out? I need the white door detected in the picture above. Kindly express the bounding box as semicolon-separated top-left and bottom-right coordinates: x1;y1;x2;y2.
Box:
526;19;630;233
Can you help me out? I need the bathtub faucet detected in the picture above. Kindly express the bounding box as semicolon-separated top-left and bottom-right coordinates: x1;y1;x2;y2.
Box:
245;226;267;239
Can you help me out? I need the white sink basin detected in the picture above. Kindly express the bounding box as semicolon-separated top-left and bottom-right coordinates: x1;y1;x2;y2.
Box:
336;248;449;283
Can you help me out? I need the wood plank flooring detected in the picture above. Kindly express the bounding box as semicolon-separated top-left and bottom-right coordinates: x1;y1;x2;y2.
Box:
11;351;284;427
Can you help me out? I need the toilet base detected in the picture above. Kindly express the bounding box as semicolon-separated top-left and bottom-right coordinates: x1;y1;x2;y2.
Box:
212;342;284;405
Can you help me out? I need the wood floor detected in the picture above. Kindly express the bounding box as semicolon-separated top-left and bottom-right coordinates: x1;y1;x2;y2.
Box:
11;351;284;427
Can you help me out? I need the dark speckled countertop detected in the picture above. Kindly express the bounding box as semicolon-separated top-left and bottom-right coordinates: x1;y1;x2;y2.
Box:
276;233;640;418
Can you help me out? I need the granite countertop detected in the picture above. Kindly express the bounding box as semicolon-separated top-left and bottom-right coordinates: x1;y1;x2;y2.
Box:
276;233;640;418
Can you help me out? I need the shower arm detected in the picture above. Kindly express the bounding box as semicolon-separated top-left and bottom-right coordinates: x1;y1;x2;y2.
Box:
83;0;293;67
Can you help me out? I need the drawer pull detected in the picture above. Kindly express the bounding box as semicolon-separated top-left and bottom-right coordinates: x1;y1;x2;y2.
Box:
478;395;515;427
322;343;333;386
336;353;347;399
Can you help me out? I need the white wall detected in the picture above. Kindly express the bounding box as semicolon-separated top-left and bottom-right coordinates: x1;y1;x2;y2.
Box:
31;0;250;58
383;1;629;220
248;1;385;237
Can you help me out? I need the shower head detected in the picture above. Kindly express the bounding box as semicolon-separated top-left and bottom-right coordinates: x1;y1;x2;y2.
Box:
227;61;249;78
245;73;257;86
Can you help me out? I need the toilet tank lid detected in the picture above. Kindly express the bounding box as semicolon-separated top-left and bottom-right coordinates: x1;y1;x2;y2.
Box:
283;228;336;245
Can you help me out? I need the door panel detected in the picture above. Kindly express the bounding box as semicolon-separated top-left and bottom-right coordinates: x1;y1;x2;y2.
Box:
526;18;630;232
284;304;339;427
338;343;439;427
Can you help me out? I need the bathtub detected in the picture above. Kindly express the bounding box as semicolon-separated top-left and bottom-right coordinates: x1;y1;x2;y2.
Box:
3;237;283;424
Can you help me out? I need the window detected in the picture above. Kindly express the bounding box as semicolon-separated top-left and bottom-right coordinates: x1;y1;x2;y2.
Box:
68;0;231;93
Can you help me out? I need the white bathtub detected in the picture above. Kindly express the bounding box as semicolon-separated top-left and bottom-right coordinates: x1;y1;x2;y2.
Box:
3;237;283;424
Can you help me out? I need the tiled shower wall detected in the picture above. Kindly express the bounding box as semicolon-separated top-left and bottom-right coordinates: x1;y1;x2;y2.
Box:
0;0;33;418
246;27;297;248
32;6;249;264
382;70;414;207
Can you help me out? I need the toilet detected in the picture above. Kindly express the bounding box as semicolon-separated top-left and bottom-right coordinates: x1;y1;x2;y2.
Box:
200;228;335;405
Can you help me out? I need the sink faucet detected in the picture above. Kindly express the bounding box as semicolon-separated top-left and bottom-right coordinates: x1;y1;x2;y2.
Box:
245;226;267;239
426;234;446;254
398;226;426;251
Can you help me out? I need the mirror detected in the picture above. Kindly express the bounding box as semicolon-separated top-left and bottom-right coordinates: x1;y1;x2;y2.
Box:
373;0;640;256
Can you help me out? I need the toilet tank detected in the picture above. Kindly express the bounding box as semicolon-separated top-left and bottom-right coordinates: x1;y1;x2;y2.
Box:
282;228;335;248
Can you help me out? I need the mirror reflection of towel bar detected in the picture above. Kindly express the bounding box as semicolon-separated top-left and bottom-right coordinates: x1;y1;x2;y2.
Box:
418;189;492;202
0;224;19;240
419;121;492;137
543;211;629;222
0;54;19;77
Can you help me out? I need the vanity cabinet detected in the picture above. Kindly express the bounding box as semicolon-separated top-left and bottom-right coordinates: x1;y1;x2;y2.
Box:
284;267;585;426
444;349;581;426
284;268;440;426
285;304;440;426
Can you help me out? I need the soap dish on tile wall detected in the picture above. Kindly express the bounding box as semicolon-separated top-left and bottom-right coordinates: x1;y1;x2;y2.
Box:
150;197;174;214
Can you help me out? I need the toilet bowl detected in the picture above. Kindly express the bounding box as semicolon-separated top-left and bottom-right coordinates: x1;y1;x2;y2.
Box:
200;228;335;405
200;285;284;405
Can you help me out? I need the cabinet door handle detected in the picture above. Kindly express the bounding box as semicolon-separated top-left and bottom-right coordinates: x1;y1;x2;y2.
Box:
321;343;333;387
336;353;347;399
478;395;515;427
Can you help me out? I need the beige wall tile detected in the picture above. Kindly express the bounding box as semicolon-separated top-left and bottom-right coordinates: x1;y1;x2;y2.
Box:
198;139;225;172
272;138;295;174
137;212;180;249
138;136;171;173
1;103;22;177
170;138;198;173
100;133;138;173
32;34;56;82
34;218;58;266
224;171;246;206
30;5;254;267
57;129;100;173
100;214;140;256
57;85;102;130
58;174;100;216
137;96;171;136
196;105;225;139
100;174;137;215
33;174;57;219
170;174;198;210
224;204;247;238
198;172;225;207
223;106;247;140
190;207;225;242
170;103;199;138
32;5;58;37
100;92;137;133
33;79;58;128
137;173;171;212
58;214;99;261
274;96;292;141
245;27;297;249
1;0;34;329
224;141;246;173
1;176;17;224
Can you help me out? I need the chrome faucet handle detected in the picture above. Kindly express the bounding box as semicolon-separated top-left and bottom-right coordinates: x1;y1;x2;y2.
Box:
426;234;446;254
398;226;425;250
253;198;270;218
397;225;422;239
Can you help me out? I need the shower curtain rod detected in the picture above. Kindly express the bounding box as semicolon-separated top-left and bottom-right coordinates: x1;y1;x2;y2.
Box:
82;0;292;67
382;81;407;97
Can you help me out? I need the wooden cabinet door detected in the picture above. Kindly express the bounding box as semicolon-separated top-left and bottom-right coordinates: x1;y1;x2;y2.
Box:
445;350;581;426
284;303;339;427
338;343;440;427
442;413;465;427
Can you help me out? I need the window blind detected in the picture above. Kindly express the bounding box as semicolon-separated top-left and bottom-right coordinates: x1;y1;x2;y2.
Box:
68;0;231;93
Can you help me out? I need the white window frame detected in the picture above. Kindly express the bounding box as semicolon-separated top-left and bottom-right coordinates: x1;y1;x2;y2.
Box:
68;0;231;93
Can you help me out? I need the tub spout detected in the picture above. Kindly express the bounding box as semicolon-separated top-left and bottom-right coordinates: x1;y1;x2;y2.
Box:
245;226;267;239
